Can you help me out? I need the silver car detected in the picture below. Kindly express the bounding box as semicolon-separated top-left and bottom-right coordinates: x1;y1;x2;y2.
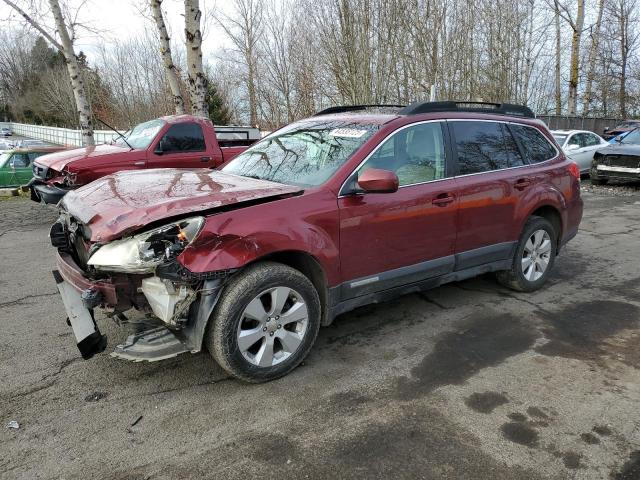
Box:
552;129;609;175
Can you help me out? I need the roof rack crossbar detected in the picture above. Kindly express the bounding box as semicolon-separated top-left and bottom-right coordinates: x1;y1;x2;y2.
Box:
314;104;406;116
398;101;535;118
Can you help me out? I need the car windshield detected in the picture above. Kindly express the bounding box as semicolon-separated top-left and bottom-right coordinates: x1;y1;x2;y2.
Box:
114;119;165;149
620;128;640;144
221;121;379;187
553;134;567;145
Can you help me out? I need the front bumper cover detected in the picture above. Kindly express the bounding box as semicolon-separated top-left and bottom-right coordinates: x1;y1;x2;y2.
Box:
29;180;70;204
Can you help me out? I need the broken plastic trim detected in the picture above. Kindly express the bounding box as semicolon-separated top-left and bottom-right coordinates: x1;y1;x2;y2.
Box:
156;259;235;283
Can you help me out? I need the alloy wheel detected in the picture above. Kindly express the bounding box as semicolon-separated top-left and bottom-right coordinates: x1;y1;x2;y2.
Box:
236;286;309;367
521;229;552;282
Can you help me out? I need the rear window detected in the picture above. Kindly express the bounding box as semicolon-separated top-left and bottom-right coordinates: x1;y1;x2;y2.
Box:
510;125;557;164
452;121;524;175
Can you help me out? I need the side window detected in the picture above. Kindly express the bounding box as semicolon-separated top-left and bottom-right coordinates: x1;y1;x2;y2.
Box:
158;123;206;153
502;124;525;167
510;125;557;164
9;154;29;168
567;134;581;148
452;121;515;175
28;152;42;162
584;133;600;147
360;122;446;186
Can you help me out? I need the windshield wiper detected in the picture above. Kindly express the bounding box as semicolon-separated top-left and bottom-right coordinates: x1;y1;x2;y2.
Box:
97;117;134;151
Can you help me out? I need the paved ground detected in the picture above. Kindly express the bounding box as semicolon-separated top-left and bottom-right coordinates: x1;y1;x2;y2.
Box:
1;182;640;479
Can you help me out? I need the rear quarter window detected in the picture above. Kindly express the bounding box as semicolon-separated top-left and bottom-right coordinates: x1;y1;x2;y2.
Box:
510;124;557;164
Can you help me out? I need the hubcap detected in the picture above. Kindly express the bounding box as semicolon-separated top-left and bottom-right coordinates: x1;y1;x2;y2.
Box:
522;229;551;282
236;286;308;367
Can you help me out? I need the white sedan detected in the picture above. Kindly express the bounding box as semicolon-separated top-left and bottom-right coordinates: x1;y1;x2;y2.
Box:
551;129;609;175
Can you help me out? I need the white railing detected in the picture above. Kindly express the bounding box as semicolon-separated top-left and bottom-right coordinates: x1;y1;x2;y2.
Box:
4;122;117;146
2;122;268;146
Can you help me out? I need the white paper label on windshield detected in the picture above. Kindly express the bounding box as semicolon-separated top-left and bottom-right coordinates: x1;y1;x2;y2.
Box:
329;128;368;138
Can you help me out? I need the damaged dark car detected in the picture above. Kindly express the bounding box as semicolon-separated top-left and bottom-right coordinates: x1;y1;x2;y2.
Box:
49;102;583;383
591;128;640;185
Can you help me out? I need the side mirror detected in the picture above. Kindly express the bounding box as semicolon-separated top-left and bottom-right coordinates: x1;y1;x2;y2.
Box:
565;144;580;152
357;168;399;193
603;127;609;133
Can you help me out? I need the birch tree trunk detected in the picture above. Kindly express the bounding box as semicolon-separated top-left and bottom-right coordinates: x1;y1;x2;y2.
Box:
582;0;605;115
567;0;585;115
185;0;208;118
2;0;95;145
150;0;185;115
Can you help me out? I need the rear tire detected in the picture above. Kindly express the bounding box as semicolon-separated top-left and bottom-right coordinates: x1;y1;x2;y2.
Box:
590;177;607;186
496;216;557;292
205;261;321;383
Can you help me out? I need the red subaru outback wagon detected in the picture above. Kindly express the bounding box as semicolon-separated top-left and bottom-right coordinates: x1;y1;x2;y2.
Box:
50;101;583;382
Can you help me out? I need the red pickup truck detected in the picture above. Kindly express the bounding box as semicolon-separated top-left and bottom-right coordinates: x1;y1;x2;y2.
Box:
29;115;258;204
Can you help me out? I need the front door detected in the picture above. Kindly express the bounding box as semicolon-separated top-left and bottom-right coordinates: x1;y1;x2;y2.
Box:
338;121;458;299
148;122;214;169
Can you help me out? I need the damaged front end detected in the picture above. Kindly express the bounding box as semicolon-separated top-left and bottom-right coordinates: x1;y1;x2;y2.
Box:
51;212;232;362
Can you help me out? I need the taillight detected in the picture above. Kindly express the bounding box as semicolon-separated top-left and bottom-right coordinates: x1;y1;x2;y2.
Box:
568;162;580;181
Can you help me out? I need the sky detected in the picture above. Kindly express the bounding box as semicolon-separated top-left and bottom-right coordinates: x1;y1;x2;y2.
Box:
0;0;234;64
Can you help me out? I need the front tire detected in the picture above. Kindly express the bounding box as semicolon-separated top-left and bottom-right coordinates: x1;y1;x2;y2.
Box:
206;261;321;383
496;216;557;292
590;177;608;186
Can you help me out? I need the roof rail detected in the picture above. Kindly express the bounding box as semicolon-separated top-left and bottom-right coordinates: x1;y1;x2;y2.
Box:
314;104;406;116
398;101;536;118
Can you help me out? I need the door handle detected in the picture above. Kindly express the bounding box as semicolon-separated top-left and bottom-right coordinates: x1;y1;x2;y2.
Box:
134;161;145;167
200;156;211;162
432;193;455;207
514;179;531;190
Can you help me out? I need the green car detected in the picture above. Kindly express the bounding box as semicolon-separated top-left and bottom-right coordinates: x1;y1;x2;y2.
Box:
0;147;63;188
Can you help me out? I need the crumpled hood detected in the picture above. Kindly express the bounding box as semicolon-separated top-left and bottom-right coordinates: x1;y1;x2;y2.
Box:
61;169;302;242
597;143;640;156
35;144;132;172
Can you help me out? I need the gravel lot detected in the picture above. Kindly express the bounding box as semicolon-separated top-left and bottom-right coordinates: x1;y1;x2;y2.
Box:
1;182;640;479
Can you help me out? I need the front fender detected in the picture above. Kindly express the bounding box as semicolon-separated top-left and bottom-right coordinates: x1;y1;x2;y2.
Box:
177;190;341;286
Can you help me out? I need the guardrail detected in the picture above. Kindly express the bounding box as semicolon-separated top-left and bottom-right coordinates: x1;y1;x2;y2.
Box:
3;122;117;146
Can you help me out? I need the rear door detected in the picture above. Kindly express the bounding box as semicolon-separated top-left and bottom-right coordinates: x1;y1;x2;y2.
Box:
148;122;214;169
449;120;530;269
338;121;458;298
565;133;593;172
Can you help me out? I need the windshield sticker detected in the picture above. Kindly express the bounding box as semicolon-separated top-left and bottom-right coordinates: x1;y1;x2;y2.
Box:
329;128;368;138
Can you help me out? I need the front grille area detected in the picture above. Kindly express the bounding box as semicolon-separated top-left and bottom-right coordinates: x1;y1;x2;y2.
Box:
604;155;640;168
33;164;49;179
50;217;92;271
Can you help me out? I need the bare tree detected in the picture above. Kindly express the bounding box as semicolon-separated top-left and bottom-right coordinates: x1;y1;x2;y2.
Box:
608;0;640;117
185;0;207;117
2;0;94;144
554;0;585;115
553;0;562;114
582;0;606;115
150;0;185;115
218;0;264;126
